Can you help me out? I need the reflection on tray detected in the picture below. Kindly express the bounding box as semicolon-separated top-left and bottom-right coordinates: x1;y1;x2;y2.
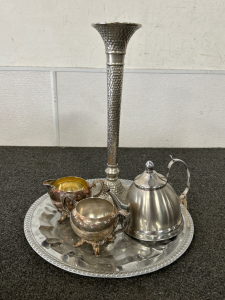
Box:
39;206;177;272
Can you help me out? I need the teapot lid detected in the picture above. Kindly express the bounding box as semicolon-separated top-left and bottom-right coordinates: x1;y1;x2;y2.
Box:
134;161;167;190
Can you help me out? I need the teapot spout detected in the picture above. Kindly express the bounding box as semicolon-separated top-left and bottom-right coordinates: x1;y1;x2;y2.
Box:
107;190;128;211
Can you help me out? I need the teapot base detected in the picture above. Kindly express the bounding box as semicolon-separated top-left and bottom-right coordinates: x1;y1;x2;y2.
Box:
125;217;184;242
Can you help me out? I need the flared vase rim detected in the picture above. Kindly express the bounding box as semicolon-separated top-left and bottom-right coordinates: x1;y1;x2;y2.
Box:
92;22;142;28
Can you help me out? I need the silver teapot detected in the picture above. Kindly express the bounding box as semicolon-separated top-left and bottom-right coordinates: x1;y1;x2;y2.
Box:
109;156;190;241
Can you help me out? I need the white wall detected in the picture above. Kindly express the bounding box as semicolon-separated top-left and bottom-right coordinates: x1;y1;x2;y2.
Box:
0;71;54;146
0;69;224;147
0;1;224;147
0;0;225;70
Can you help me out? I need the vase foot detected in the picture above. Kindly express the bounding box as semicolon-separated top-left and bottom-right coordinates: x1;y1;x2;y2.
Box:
103;178;129;203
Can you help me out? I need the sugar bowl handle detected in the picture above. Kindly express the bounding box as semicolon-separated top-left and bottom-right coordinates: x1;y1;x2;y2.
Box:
113;210;130;236
166;155;191;199
62;196;77;214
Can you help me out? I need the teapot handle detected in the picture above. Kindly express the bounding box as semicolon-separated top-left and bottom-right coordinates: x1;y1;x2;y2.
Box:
166;155;190;199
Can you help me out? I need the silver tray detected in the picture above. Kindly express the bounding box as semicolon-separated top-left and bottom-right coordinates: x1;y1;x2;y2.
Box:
24;179;194;278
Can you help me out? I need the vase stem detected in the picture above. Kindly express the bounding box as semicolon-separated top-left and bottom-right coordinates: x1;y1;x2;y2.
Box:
92;23;141;200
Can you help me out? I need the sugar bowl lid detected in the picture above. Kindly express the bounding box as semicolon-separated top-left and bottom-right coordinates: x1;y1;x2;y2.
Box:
134;161;167;190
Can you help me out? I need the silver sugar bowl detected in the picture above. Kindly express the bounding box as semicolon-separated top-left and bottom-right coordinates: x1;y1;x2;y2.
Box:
109;156;190;241
63;195;129;256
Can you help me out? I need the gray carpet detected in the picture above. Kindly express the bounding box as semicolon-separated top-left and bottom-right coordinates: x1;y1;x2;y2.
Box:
0;147;224;300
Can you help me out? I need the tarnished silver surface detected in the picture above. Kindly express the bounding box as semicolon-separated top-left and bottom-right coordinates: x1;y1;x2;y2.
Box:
43;177;104;223
92;23;141;201
24;179;194;278
70;196;130;256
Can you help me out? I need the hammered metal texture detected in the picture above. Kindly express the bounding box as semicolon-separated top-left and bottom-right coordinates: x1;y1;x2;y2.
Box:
92;23;141;53
107;65;124;165
103;178;128;201
92;23;141;166
92;23;141;201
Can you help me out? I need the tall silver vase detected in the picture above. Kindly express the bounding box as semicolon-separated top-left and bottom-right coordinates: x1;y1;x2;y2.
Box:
92;22;141;201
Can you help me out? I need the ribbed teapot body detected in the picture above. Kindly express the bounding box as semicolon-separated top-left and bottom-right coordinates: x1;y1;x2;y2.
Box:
125;181;183;241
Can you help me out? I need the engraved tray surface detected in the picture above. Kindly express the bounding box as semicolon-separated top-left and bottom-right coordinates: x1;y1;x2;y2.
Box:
24;179;194;278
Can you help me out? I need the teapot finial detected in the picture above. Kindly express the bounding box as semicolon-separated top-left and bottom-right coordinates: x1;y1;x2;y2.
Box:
145;161;154;172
